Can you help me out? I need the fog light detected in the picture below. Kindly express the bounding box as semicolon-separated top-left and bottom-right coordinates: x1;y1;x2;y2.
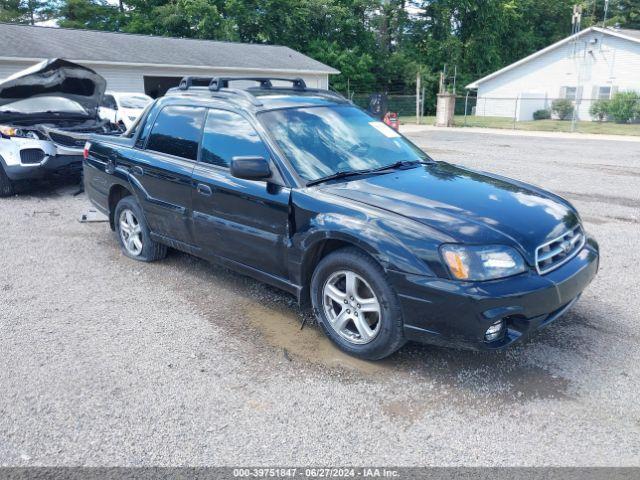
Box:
485;320;505;342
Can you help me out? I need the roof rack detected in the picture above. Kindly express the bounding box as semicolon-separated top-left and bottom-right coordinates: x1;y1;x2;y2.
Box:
174;75;347;106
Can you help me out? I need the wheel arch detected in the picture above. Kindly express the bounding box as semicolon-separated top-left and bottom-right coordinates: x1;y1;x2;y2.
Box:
297;233;385;308
107;183;133;230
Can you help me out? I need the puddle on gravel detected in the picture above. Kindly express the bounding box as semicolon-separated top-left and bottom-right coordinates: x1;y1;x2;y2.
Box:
244;303;392;376
242;302;571;402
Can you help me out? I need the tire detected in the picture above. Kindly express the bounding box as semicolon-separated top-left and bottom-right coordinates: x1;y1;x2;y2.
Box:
114;195;167;262
311;247;406;360
0;163;14;197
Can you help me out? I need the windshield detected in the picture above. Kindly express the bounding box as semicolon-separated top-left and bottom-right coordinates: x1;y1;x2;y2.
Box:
259;105;428;182
119;95;152;109
0;96;88;115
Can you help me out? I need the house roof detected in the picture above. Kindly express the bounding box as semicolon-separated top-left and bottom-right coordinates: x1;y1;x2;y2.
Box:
466;26;640;89
615;28;640;41
0;23;339;75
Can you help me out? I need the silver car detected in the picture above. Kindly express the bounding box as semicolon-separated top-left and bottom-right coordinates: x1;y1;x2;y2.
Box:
0;59;119;196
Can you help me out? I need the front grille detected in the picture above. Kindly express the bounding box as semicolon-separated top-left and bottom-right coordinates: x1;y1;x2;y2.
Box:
20;148;45;164
535;224;585;274
48;131;86;148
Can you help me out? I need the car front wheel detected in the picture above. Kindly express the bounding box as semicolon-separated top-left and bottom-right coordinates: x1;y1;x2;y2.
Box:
311;247;405;360
114;195;167;262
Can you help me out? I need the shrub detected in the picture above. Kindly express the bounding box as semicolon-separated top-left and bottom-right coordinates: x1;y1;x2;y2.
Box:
606;91;640;124
551;99;574;120
589;99;609;122
533;109;551;120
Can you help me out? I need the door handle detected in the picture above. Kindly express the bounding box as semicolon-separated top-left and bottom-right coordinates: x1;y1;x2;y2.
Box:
105;155;116;174
196;183;213;196
131;166;144;176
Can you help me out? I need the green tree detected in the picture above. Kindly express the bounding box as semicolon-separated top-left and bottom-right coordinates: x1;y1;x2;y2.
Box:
583;0;640;29
1;0;53;24
57;0;122;30
123;0;235;39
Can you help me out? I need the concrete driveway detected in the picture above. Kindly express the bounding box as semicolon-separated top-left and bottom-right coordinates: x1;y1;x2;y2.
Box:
0;129;638;466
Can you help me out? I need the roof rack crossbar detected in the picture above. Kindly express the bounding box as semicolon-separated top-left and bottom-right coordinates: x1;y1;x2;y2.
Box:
209;77;307;92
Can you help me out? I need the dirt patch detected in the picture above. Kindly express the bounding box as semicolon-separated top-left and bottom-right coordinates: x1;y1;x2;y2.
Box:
244;303;393;376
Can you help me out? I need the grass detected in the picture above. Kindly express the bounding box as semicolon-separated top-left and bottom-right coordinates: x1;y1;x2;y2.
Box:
400;115;640;136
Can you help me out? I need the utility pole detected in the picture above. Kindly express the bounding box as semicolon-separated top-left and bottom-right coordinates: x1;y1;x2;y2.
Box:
571;4;583;132
416;71;421;124
603;0;610;27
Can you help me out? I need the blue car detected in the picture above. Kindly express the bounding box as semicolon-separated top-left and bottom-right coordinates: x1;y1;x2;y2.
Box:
83;77;599;360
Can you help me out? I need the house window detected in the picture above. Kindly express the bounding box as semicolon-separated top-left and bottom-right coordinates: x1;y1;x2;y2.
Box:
597;86;612;100
563;87;577;100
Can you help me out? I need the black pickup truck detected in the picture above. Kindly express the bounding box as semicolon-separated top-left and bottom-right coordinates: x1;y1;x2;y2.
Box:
84;77;599;360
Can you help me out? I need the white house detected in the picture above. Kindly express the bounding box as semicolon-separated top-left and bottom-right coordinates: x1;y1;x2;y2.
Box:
466;27;640;121
0;23;339;97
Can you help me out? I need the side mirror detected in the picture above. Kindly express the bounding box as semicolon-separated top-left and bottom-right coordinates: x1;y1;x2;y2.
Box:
230;156;271;181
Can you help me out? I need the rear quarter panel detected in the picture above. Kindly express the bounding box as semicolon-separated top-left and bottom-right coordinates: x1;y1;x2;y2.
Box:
83;134;136;216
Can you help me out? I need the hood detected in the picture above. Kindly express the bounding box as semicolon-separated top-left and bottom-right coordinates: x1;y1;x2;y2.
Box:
0;58;106;116
319;162;580;264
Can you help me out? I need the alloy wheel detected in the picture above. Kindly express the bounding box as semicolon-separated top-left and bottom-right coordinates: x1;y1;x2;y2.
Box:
322;270;381;345
119;209;143;256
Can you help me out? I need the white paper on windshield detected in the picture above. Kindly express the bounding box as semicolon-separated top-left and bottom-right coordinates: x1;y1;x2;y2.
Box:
369;121;400;138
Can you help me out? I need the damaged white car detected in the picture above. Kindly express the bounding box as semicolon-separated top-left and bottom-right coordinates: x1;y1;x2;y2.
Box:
0;58;120;196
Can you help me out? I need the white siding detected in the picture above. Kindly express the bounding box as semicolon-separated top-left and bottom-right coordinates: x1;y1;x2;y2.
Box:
0;59;329;94
475;31;640;121
90;64;328;93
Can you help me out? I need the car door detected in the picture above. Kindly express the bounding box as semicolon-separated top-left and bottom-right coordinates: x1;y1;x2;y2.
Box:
126;104;206;245
191;108;291;278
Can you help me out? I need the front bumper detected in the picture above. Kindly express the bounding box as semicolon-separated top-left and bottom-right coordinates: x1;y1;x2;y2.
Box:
0;137;83;181
390;237;599;350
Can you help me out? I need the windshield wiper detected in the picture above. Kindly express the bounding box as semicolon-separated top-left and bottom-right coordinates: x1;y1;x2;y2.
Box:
368;159;430;173
306;160;431;187
306;169;372;186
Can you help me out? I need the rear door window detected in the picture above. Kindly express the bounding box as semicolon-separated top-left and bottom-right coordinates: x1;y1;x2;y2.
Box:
146;105;206;160
200;109;269;168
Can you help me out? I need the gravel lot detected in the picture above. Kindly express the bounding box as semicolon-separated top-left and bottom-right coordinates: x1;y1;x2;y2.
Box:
1;129;639;466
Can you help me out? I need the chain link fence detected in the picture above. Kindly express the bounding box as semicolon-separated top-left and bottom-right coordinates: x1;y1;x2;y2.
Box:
456;95;640;134
333;86;640;135
349;94;422;118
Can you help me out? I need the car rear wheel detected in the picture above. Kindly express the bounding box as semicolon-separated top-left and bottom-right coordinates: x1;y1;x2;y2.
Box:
114;195;167;262
311;247;405;360
0;163;15;197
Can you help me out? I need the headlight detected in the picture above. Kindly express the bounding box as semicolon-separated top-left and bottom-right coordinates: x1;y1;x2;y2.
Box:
440;244;527;281
0;125;38;139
